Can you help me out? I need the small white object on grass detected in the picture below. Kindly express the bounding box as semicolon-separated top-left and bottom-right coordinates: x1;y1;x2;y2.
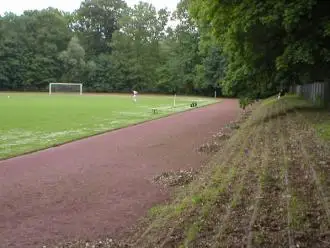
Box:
8;96;10;98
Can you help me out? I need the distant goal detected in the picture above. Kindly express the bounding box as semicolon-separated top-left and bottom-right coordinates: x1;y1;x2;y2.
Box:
49;83;83;95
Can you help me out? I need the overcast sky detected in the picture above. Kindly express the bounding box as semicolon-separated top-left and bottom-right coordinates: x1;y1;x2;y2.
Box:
0;0;180;15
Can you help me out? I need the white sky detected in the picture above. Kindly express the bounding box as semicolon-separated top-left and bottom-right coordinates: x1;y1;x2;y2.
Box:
0;0;180;15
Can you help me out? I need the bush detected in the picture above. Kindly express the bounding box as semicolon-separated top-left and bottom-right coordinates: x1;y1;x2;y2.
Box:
239;97;253;110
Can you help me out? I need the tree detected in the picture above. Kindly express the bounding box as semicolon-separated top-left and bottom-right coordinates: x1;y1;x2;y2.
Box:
110;2;170;92
156;0;202;95
0;12;25;90
190;0;330;97
59;36;88;83
0;9;72;91
194;46;226;96
72;0;128;57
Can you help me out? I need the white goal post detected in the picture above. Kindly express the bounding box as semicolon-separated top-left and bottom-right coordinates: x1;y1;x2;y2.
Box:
49;83;83;95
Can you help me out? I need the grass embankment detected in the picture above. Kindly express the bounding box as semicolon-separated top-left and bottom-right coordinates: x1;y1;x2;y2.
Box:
56;96;330;248
0;93;216;159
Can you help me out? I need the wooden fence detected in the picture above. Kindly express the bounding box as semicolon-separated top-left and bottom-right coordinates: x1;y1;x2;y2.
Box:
289;82;330;107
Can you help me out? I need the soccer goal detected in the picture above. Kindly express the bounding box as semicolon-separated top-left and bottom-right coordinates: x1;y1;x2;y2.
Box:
49;83;83;95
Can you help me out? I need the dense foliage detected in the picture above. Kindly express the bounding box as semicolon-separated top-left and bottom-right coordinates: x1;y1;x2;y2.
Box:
3;0;327;97
0;0;224;96
189;0;330;98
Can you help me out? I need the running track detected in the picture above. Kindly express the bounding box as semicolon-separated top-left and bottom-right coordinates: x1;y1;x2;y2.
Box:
0;99;238;247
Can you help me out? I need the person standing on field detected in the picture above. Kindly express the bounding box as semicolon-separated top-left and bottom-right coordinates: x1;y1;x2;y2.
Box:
132;90;138;102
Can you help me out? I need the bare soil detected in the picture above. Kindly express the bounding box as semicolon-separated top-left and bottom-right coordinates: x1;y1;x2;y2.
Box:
0;99;239;248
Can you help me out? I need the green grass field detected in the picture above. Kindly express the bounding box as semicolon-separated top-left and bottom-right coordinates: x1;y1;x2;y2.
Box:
0;93;217;159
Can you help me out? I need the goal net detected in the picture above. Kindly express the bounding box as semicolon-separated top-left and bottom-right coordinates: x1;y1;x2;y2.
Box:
49;83;83;95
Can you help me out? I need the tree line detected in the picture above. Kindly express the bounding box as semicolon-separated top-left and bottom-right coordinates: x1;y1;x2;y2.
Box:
0;0;225;96
4;0;325;98
190;0;330;99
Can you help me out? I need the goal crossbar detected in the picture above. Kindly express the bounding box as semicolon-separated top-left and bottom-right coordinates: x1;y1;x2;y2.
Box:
49;83;83;95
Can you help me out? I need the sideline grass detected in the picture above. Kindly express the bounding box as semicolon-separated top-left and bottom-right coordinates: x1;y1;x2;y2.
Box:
108;96;330;248
0;93;217;159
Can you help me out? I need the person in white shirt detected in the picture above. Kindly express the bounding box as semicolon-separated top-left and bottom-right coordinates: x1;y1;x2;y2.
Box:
132;90;138;102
